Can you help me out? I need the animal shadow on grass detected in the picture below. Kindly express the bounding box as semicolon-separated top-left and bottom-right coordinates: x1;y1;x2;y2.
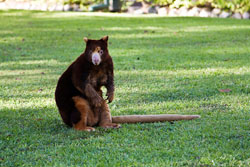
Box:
2;105;177;142
1;107;116;140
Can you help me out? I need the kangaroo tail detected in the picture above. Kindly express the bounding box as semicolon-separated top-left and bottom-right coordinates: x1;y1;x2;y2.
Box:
112;114;200;124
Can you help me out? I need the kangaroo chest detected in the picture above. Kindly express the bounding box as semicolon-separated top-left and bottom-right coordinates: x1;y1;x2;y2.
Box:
88;69;107;88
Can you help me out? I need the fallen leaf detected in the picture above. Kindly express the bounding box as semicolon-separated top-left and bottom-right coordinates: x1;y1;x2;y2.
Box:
219;89;231;93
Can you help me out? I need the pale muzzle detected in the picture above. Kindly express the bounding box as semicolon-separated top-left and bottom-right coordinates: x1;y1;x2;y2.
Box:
92;52;101;65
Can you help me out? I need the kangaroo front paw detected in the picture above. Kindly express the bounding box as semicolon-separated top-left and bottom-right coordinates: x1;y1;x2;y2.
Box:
106;91;114;103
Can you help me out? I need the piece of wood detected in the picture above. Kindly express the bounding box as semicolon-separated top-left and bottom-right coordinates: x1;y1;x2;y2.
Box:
112;114;201;123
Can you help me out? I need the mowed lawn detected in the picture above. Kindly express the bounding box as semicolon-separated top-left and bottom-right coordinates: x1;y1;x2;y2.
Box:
0;10;250;166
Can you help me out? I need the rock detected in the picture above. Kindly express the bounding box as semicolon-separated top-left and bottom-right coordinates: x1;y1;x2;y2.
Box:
63;4;72;11
48;4;57;11
210;13;217;17
242;12;250;19
55;4;64;11
141;1;151;14
22;3;30;10
178;7;188;16
210;12;217;17
186;10;195;16
30;4;39;10
187;7;200;16
211;8;221;16
199;8;211;17
134;9;144;15
15;3;22;9
148;6;157;14
219;11;231;18
0;2;7;10
128;2;142;14
73;4;80;11
168;8;178;16
141;4;157;14
232;12;242;19
41;4;48;11
4;1;14;9
157;7;168;16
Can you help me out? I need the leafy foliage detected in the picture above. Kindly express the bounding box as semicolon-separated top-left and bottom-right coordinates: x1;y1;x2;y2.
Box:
64;0;104;10
148;0;250;13
211;0;250;13
64;0;103;5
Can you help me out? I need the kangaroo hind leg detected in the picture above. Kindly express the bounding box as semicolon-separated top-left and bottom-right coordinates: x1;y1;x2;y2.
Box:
72;96;95;132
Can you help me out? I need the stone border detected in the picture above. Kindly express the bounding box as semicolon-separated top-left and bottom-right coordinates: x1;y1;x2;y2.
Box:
155;6;250;19
128;2;250;19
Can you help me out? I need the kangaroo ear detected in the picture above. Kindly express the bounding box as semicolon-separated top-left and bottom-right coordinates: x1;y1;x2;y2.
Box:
101;36;108;42
83;37;88;43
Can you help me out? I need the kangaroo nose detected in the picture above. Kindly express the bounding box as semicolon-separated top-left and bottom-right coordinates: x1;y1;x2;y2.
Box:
92;53;101;65
94;59;99;65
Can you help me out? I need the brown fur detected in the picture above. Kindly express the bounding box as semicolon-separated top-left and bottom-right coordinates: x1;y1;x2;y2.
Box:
72;96;97;131
55;36;120;131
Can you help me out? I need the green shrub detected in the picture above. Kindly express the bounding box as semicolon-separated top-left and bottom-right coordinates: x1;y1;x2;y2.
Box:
150;0;250;13
211;0;250;13
64;0;103;6
63;0;104;11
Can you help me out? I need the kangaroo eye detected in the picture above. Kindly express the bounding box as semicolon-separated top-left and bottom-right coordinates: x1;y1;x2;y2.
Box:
99;50;103;55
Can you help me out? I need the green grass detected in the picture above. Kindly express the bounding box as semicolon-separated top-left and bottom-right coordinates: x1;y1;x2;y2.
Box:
0;10;250;166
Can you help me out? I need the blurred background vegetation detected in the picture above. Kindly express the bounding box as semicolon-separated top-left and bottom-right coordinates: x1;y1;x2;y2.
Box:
62;0;250;13
1;0;250;13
